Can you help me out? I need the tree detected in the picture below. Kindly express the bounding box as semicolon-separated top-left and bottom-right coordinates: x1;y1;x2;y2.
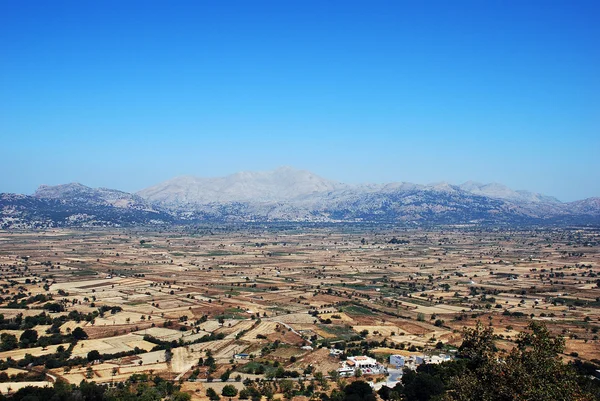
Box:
444;321;595;401
221;369;232;382
43;302;64;313
457;321;496;366
314;371;326;386
279;380;295;399
378;385;392;401
328;369;340;382
207;387;220;401
402;371;444;401
19;329;38;347
72;327;88;340
87;349;101;362
239;389;250;400
172;392;192;401
222;385;238;398
343;381;376;401
274;366;285;378
0;333;18;351
165;348;173;363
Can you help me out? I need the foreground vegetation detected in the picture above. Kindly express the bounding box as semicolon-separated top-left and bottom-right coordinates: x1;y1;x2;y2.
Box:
0;374;190;401
377;322;600;401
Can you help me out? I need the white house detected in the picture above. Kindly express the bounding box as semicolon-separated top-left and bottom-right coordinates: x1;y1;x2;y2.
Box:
389;355;405;367
339;356;386;375
423;354;451;364
338;366;355;377
330;348;343;357
347;356;378;369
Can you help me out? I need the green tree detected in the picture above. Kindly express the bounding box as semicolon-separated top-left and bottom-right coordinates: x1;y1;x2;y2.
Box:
457;321;496;365
0;333;18;351
87;349;102;362
279;380;295;399
343;380;376;401
402;370;444;401
314;371;326;387
378;385;404;401
72;327;89;340
221;368;232;382
19;329;38;347
444;321;595;401
207;387;221;401
172;392;192;401
222;384;238;398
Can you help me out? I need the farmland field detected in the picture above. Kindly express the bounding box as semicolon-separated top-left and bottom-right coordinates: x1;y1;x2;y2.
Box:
0;226;598;398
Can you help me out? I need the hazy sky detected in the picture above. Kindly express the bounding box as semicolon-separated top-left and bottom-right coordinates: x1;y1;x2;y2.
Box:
1;1;598;201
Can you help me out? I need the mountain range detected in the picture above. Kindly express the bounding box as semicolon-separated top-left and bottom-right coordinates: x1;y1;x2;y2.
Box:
1;167;599;228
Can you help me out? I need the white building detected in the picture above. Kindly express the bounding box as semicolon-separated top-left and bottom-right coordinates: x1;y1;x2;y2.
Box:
423;354;451;364
330;348;343;357
402;355;424;370
400;354;452;370
338;366;355;377
338;356;386;376
389;355;405;367
347;356;378;369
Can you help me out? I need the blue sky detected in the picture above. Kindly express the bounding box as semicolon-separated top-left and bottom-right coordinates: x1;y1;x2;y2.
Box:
1;0;598;201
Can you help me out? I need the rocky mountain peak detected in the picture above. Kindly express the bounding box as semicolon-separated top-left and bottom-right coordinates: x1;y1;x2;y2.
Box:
136;166;346;205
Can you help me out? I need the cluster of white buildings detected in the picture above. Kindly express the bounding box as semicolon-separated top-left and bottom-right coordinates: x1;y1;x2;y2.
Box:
331;347;453;378
337;356;387;377
389;354;451;370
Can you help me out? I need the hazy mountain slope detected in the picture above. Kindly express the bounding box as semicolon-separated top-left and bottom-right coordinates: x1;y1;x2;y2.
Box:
1;184;173;229
137;166;346;205
34;183;153;210
566;197;600;215
458;181;561;204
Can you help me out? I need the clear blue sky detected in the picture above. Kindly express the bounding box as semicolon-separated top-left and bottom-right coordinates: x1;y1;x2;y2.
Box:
1;0;598;201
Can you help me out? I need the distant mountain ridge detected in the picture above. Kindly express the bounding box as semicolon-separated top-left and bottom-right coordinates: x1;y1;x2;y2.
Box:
137;166;346;205
457;181;561;204
137;167;561;206
34;183;153;209
1;167;599;228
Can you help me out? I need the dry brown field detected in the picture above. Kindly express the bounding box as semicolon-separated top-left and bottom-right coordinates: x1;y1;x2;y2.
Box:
0;226;598;396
